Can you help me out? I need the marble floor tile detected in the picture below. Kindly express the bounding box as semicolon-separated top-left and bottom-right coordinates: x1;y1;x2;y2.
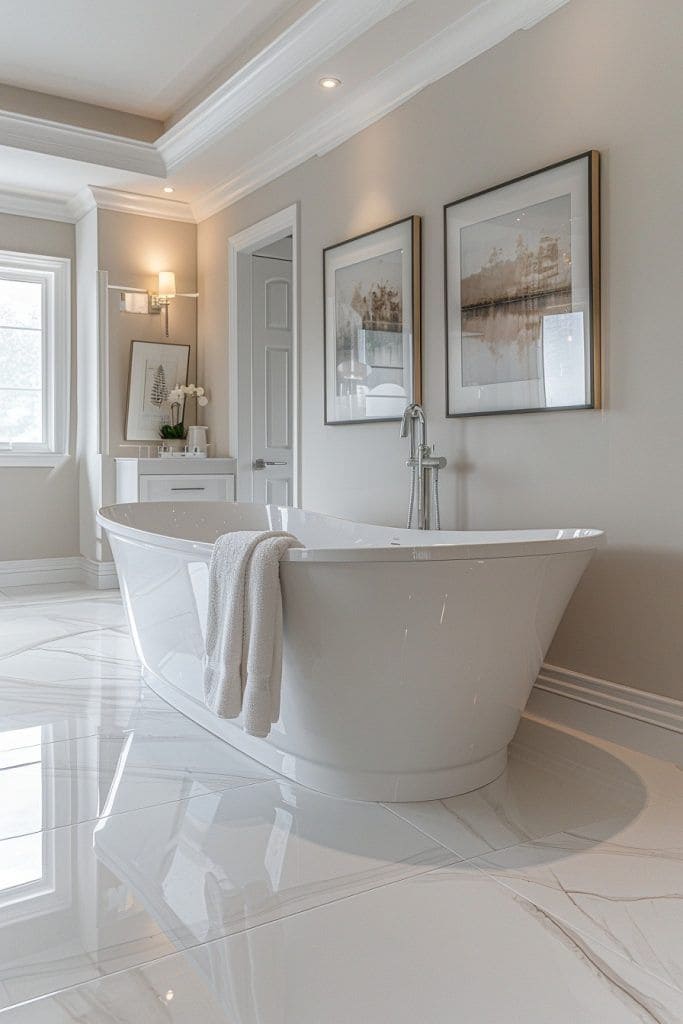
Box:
0;594;127;632
0;779;453;1007
0;627;141;684
0;694;195;749
3;863;682;1024
0;726;273;840
0;676;159;720
473;797;683;993
0;627;156;721
523;712;683;801
1;586;682;1021
0;615;101;660
0;584;90;603
384;716;649;858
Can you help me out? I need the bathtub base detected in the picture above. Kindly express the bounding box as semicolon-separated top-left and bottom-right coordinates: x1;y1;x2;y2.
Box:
143;669;508;802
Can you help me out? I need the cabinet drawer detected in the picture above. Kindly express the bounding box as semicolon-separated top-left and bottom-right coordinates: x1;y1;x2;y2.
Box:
139;474;234;502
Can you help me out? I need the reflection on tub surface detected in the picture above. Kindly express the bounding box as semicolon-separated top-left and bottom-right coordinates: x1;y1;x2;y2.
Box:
98;501;604;801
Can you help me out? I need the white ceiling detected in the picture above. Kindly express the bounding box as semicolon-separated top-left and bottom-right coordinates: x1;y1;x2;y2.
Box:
0;0;572;222
0;0;306;120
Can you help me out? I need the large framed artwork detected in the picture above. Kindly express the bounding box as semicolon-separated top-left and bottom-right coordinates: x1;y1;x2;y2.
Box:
445;151;600;417
324;216;421;424
125;340;190;441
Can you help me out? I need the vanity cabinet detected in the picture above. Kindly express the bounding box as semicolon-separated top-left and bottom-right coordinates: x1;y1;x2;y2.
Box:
115;458;237;504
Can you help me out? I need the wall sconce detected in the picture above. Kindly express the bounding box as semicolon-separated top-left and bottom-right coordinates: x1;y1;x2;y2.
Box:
150;271;176;336
110;270;198;336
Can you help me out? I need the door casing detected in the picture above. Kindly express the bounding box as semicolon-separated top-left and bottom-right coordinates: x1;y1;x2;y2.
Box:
227;204;300;505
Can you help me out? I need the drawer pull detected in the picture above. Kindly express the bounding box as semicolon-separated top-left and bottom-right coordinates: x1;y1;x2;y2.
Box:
170;486;206;492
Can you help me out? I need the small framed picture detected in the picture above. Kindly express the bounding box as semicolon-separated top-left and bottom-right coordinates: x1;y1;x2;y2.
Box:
445;151;600;417
324;216;421;424
125;340;190;441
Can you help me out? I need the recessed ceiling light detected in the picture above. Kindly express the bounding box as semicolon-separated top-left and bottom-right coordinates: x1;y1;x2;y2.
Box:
319;76;342;90
163;186;175;194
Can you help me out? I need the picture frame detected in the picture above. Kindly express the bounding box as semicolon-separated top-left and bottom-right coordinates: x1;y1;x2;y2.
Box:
323;215;421;424
445;151;600;417
125;339;191;441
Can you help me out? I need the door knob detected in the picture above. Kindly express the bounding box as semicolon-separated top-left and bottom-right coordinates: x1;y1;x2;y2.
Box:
252;458;288;469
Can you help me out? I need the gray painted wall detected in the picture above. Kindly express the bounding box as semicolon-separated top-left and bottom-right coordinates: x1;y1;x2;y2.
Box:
198;0;683;700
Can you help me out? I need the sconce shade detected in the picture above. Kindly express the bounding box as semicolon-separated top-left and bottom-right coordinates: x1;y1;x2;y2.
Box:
158;271;176;298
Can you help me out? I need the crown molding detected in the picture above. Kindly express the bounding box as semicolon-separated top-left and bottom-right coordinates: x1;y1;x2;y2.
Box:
66;188;97;222
0;0;570;222
0;109;165;176
69;185;195;222
158;0;411;170
192;0;571;220
0;183;196;225
0;186;74;223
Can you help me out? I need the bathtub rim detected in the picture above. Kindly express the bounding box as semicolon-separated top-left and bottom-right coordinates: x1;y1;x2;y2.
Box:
97;501;605;564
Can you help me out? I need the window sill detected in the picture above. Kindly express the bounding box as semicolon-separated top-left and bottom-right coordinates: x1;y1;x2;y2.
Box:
0;453;70;468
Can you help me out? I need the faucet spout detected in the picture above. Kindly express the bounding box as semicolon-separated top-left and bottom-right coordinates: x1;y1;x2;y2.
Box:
400;403;446;531
399;403;426;460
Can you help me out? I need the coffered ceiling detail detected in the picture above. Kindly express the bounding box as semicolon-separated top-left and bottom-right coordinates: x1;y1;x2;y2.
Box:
0;0;570;223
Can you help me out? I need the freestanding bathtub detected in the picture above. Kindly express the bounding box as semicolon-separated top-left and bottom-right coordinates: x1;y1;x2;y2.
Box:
97;501;603;802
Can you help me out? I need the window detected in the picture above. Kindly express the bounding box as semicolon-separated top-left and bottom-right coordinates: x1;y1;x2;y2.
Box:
0;726;62;924
0;251;70;466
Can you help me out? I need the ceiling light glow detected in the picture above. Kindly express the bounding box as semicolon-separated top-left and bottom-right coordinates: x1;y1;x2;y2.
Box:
163;186;175;193
319;76;342;90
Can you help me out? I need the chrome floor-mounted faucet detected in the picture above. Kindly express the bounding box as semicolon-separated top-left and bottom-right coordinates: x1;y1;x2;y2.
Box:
400;403;447;530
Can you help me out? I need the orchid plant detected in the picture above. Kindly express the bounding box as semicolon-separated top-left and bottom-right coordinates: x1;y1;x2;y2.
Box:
159;384;209;440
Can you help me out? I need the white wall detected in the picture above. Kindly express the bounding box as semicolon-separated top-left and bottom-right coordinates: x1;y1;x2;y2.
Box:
0;212;78;560
198;0;683;700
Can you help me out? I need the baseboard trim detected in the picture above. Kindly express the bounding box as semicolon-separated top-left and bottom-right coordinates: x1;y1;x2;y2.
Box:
80;557;119;591
534;664;683;734
528;663;683;764
0;556;118;591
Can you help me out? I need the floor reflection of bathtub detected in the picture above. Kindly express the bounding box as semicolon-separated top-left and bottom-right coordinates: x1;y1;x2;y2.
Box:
89;717;646;1024
98;501;603;802
92;774;454;1022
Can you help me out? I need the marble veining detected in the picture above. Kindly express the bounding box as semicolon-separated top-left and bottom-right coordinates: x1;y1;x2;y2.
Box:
0;585;681;1022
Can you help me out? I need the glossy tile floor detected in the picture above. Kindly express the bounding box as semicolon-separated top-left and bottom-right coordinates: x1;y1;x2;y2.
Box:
0;585;681;1022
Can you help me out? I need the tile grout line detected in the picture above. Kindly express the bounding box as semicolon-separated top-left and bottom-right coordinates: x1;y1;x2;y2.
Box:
4;843;679;1018
0;847;463;1016
0;775;274;845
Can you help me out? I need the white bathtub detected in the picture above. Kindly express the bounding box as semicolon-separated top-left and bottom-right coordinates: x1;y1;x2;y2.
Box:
97;501;603;802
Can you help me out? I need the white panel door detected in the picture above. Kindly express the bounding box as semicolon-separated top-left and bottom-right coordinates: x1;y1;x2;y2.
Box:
250;254;293;505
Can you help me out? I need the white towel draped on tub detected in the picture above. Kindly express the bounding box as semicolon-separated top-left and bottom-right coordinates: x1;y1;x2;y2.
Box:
203;530;303;737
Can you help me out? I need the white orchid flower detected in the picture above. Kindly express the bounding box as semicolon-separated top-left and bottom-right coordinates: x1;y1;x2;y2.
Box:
165;383;208;407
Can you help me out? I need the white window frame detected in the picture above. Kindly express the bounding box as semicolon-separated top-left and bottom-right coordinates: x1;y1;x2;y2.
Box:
0;250;71;467
0;725;72;927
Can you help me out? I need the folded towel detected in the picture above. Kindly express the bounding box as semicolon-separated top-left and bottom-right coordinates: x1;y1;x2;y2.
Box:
203;530;302;736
